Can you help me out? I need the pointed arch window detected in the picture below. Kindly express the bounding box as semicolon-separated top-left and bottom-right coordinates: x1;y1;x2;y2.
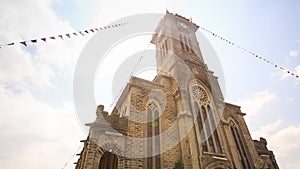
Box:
230;121;251;169
147;104;161;169
208;106;222;154
192;84;223;154
201;106;215;152
179;34;194;53
194;102;207;152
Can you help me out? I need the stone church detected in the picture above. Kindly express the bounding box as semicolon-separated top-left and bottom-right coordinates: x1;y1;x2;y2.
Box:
75;12;279;169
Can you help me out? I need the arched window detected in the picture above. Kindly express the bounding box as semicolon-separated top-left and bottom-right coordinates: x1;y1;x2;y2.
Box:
207;106;222;154
147;104;161;169
230;121;251;169
98;152;118;169
147;109;153;169
179;34;185;50
194;102;208;152
191;84;222;154
202;106;215;153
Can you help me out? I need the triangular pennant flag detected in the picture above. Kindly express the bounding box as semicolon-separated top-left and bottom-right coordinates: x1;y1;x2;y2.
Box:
7;42;14;46
58;35;63;40
41;38;47;42
31;39;37;43
65;34;71;38
90;29;94;32
50;36;55;40
79;31;85;36
84;30;89;34
100;27;103;30
296;75;299;78
95;28;99;31
73;32;78;36
20;41;27;46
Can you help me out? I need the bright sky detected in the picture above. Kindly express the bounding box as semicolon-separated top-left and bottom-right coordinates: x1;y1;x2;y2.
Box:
0;0;300;168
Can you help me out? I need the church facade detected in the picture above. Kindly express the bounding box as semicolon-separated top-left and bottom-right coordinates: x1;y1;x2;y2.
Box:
75;12;279;169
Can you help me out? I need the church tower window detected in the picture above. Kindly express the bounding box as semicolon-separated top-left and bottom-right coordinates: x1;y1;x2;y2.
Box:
179;34;185;50
179;34;194;53
188;38;194;53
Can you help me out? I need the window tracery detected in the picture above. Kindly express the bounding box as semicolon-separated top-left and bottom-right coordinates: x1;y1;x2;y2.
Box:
191;83;222;154
192;85;209;104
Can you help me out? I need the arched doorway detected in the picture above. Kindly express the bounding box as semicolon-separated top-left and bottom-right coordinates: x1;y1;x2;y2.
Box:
98;152;118;169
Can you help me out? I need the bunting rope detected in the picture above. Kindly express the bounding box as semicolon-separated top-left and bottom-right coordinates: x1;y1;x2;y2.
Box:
0;22;128;49
1;20;298;80
199;26;300;79
61;144;83;169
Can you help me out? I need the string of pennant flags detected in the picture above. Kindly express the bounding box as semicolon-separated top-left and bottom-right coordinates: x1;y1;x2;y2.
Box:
198;26;300;79
0;19;298;79
0;22;128;49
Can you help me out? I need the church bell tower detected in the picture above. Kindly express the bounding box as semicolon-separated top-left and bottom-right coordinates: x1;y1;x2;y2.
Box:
75;11;279;169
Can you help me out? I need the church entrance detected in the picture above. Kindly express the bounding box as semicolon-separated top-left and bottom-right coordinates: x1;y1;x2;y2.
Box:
98;152;118;169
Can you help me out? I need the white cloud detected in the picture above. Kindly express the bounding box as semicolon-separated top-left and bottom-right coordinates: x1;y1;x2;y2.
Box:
0;84;85;169
252;120;282;137
0;0;88;168
289;49;298;58
237;90;276;121
286;162;300;169
0;0;89;88
91;0;167;26
252;121;300;169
